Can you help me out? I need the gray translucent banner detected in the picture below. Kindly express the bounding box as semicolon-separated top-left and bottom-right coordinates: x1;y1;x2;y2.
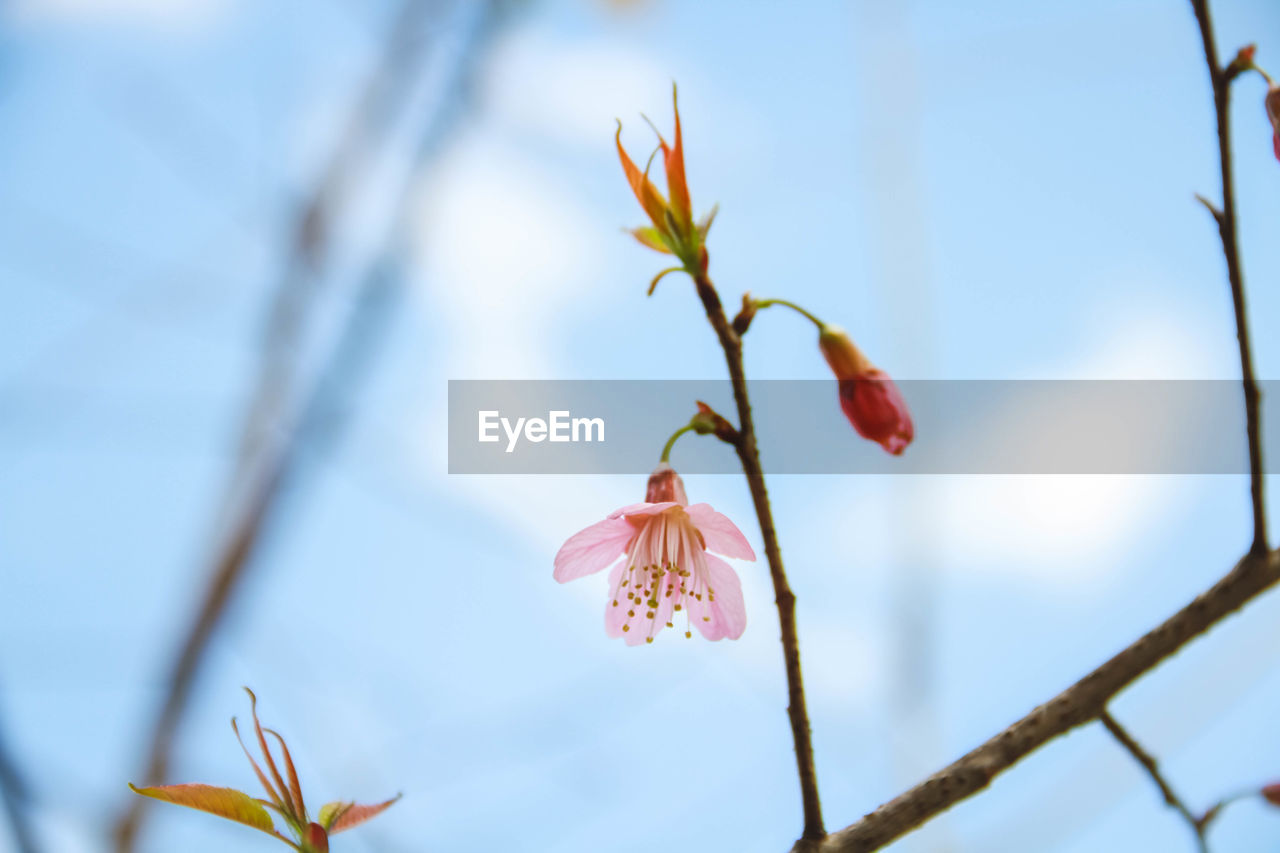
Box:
447;380;1278;474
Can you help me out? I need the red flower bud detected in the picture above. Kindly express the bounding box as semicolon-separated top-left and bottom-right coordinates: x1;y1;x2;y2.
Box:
645;462;689;504
819;326;914;455
1266;84;1280;162
1262;782;1280;807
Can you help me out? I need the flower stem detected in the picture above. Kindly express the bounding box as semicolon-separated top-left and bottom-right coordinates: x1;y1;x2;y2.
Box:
660;425;696;463
754;298;827;331
692;273;826;843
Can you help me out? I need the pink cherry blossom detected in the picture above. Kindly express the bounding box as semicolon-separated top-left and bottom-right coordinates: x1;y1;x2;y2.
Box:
554;463;755;645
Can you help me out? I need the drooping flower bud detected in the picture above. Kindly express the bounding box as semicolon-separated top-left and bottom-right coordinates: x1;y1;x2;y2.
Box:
1262;782;1280;806
819;326;875;378
819;326;914;455
1231;44;1280;161
1265;84;1280;162
644;461;689;504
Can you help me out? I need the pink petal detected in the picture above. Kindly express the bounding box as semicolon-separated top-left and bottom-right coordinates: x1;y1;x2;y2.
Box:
692;554;747;641
554;516;635;583
685;504;756;561
608;501;681;521
604;563;630;637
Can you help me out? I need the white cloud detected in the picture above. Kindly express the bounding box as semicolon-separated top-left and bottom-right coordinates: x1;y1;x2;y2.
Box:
793;303;1219;585
409;134;601;380
476;25;768;176
934;475;1171;580
1019;269;1237;380
932;300;1221;579
480;29;672;149
404;127;635;574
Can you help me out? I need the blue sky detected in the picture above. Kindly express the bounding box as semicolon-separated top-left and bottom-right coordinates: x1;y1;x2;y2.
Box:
2;0;1280;851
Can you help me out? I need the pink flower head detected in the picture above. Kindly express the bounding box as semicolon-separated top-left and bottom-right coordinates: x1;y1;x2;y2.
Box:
818;325;914;455
553;463;755;645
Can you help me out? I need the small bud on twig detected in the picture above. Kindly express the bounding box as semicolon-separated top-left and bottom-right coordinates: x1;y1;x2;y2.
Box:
693;401;740;445
732;293;758;335
1224;43;1258;81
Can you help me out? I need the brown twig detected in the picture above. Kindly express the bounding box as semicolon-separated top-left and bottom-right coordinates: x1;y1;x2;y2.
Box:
692;273;825;843
814;548;1279;852
1098;709;1207;853
806;4;1274;849
1190;0;1268;555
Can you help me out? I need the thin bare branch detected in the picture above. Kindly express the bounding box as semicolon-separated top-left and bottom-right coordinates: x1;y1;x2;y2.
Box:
1099;709;1207;853
692;273;825;843
812;548;1279;852
1189;0;1268;555
809;3;1273;848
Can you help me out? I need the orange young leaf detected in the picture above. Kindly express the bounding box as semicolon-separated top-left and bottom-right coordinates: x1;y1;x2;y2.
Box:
245;688;298;820
327;794;402;834
232;716;286;813
664;84;692;227
265;728;307;823
615;121;668;230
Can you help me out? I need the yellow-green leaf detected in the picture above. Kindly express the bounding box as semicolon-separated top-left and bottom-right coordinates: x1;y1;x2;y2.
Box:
129;783;283;838
628;227;673;254
317;801;349;832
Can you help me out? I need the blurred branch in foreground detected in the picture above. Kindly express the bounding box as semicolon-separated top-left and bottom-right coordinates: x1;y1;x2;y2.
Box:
811;1;1272;850
110;2;503;850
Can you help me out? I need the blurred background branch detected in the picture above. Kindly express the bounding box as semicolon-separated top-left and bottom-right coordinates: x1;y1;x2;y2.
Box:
109;2;505;849
0;694;39;853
